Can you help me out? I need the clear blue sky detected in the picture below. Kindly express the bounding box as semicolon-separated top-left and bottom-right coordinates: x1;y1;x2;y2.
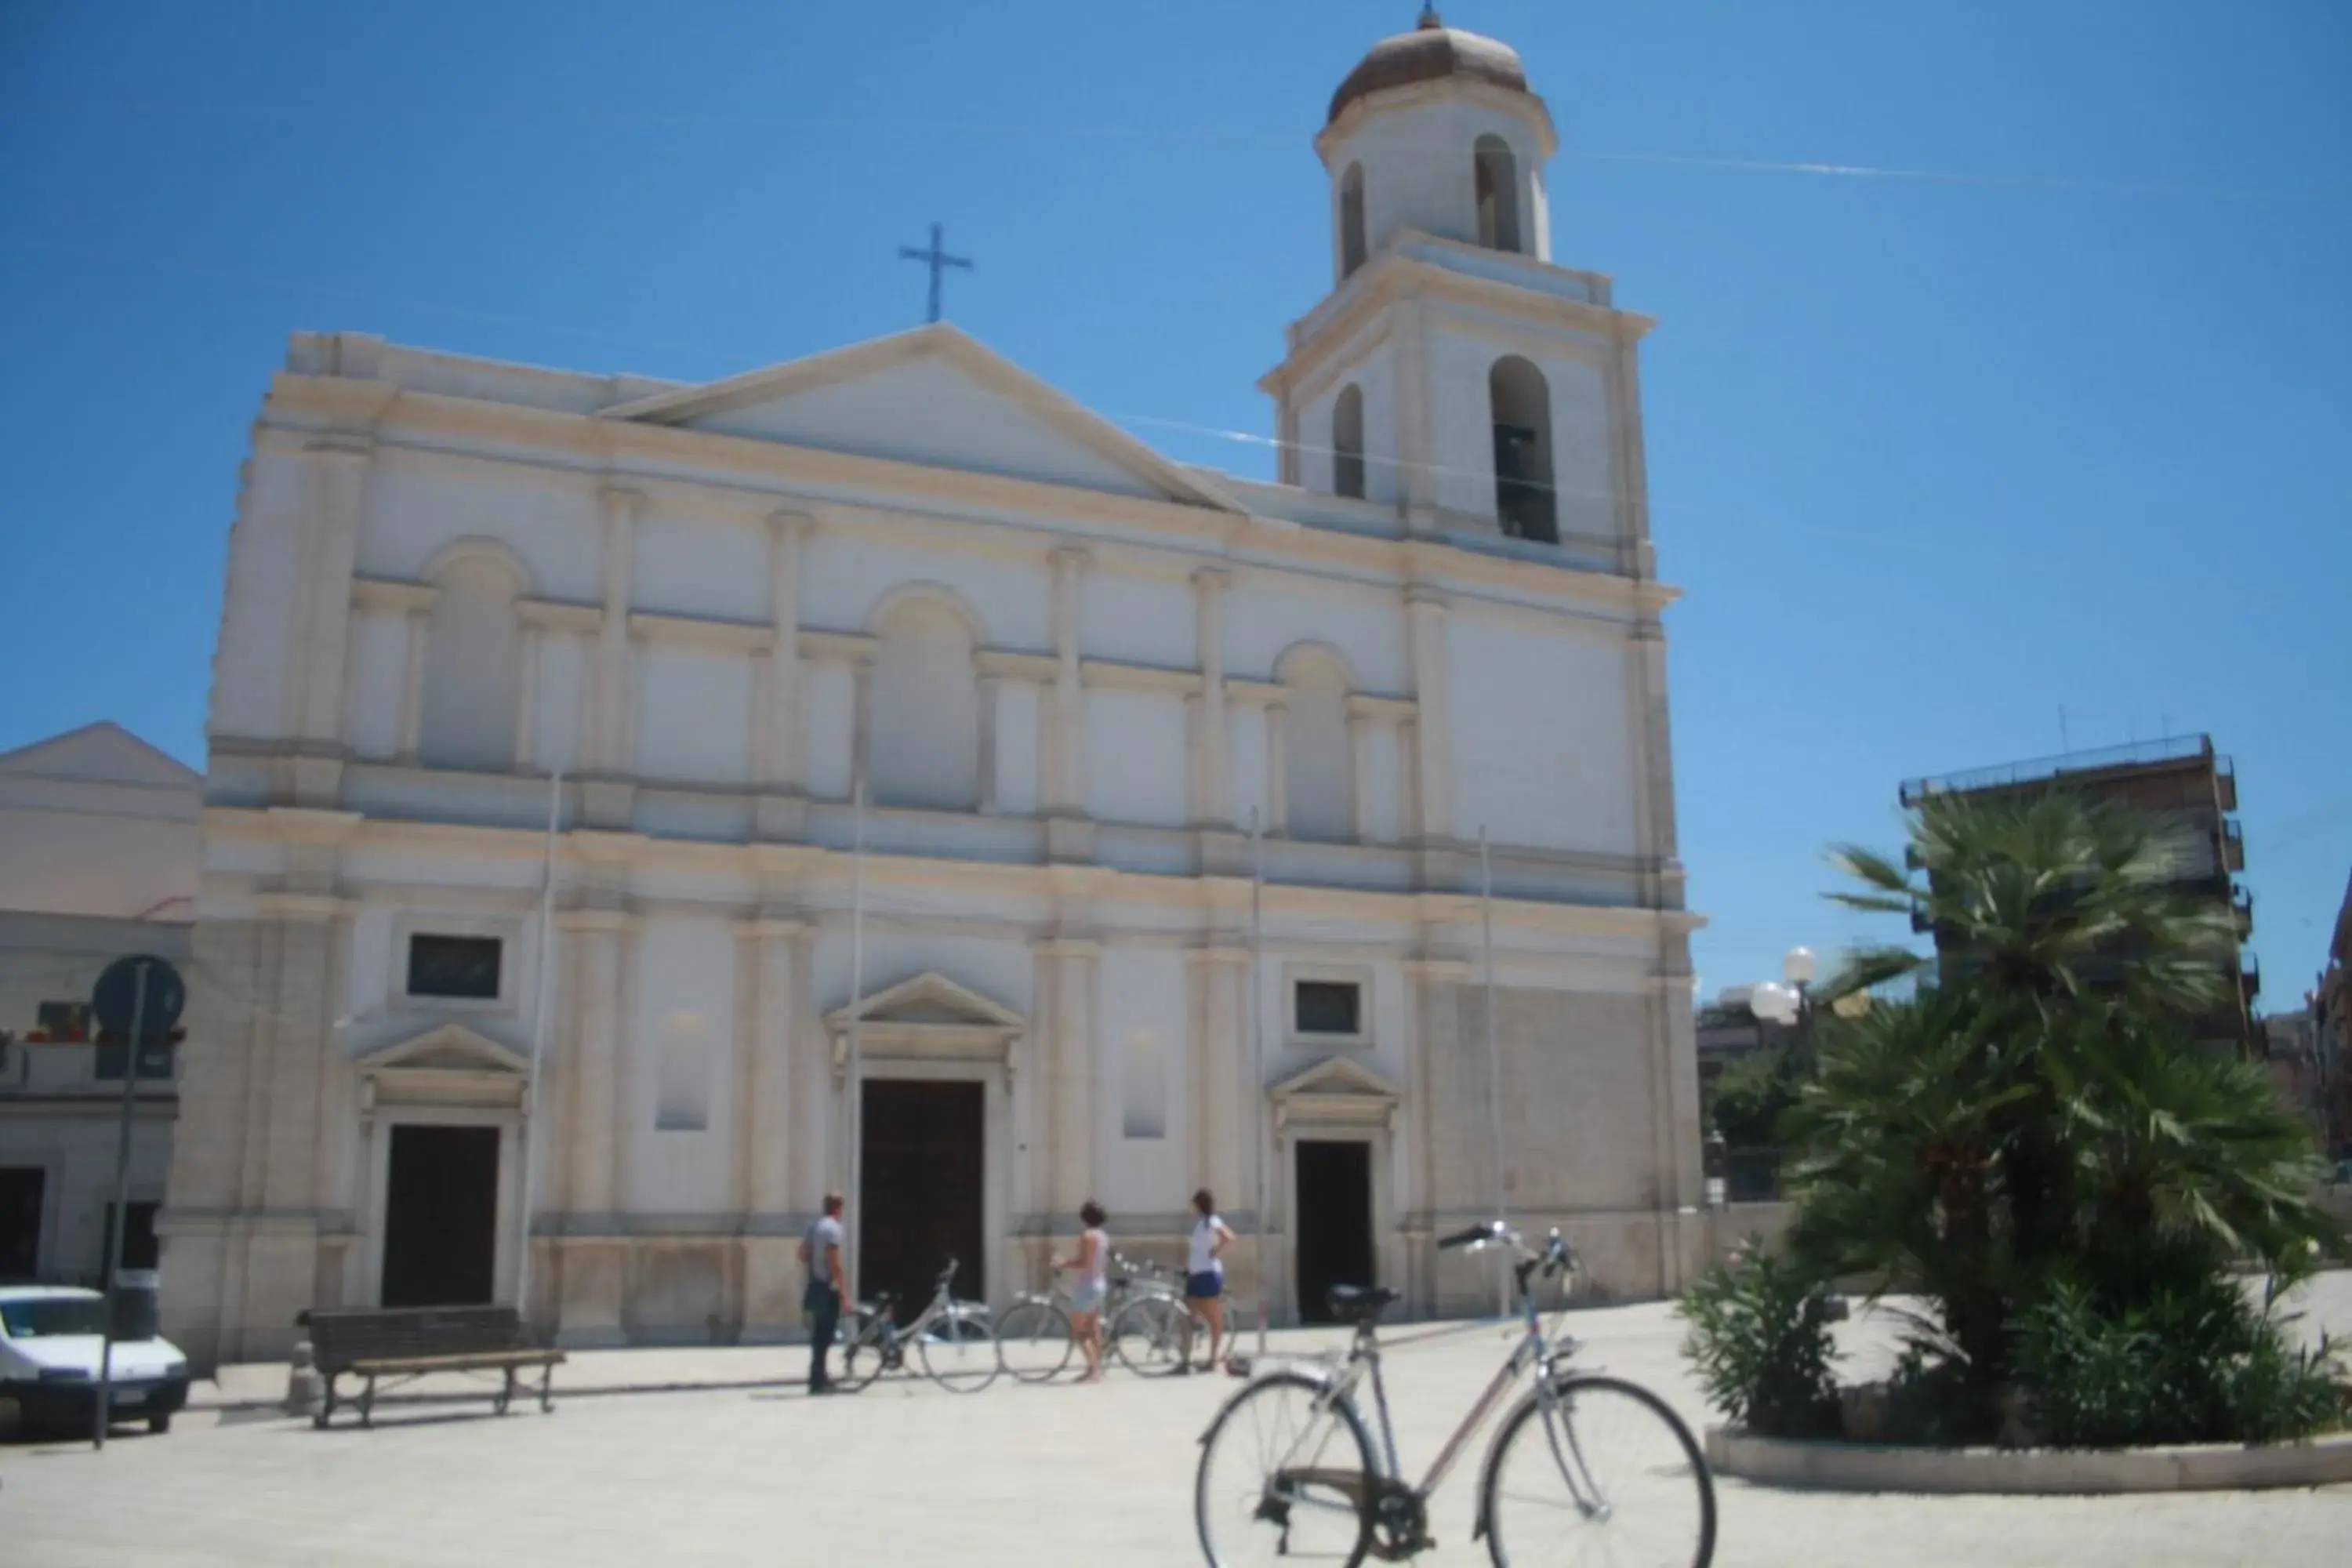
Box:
3;2;2347;1000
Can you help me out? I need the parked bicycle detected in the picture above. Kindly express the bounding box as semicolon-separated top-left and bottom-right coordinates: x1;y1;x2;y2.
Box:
1194;1221;1714;1566
997;1250;1177;1383
1109;1265;1214;1377
836;1255;996;1395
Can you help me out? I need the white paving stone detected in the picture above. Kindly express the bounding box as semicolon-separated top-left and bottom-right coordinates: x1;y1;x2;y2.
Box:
7;1275;2352;1566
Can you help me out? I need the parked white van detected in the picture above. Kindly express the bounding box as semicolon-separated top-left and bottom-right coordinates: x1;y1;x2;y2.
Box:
0;1284;190;1438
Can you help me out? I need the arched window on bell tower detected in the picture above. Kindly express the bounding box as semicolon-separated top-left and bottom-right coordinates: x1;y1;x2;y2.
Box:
1474;136;1522;253
1339;163;1368;278
1332;384;1366;499
1490;356;1556;543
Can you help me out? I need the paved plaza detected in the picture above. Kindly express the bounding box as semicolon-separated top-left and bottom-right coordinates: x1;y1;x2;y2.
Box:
7;1276;2352;1566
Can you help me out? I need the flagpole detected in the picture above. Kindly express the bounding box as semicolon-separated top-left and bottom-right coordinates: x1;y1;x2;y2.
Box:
1481;826;1508;1318
516;767;562;1328
844;782;869;1302
1249;806;1269;1359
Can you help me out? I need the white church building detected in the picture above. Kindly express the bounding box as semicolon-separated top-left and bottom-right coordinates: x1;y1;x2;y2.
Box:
161;10;1708;1365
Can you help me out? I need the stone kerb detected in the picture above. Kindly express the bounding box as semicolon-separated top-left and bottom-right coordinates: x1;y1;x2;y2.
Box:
1706;1425;2352;1494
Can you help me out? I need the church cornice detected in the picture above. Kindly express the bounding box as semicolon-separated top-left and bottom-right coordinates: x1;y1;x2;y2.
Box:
198;797;1702;949
261;375;1677;619
1261;241;1653;405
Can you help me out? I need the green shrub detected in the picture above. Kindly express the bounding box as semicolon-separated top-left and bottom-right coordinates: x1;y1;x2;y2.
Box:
2013;1278;2348;1447
1677;1244;1841;1438
1879;1333;1994;1446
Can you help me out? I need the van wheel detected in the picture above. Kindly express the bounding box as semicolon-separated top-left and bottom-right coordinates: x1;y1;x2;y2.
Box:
0;1395;22;1441
147;1413;172;1436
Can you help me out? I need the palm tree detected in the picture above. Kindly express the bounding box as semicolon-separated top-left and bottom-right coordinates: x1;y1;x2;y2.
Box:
1781;792;2335;1405
1780;987;2032;1383
1821;790;2238;1026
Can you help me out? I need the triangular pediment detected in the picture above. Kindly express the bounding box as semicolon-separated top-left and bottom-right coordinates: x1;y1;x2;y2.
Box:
829;970;1024;1033
0;722;199;791
355;1022;532;1076
1270;1055;1403;1105
599;324;1242;513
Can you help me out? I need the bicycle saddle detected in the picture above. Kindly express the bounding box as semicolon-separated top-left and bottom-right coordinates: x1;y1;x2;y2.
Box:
1326;1284;1398;1323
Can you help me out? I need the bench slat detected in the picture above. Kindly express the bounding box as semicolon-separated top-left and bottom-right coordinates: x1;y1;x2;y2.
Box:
349;1350;566;1374
305;1305;543;1374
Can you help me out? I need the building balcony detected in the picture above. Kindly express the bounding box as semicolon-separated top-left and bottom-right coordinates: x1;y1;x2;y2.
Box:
2242;952;2262;1004
2216;756;2238;813
2223;818;2245;872
2234;885;2255;940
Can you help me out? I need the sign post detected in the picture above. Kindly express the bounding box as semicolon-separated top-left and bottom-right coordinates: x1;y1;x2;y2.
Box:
88;954;185;1451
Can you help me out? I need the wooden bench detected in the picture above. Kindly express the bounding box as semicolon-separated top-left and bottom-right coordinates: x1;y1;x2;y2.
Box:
301;1306;564;1429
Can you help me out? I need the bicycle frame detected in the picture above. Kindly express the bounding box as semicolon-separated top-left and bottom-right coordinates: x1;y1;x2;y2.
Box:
855;1269;979;1351
1232;1225;1586;1541
1319;1278;1559;1501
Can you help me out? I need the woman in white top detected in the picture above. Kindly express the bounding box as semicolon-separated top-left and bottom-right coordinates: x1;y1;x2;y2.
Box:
1185;1188;1238;1374
1053;1200;1111;1383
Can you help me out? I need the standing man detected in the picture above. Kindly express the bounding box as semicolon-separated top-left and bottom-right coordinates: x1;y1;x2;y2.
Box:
800;1192;849;1394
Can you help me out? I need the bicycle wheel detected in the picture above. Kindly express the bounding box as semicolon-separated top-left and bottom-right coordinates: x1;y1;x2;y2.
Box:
1196;1371;1376;1568
1479;1373;1715;1568
994;1297;1074;1384
1110;1294;1185;1376
918;1309;1000;1394
833;1314;887;1393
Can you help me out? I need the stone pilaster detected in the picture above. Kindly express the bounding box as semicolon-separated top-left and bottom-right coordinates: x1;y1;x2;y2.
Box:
555;899;633;1346
513;622;543;771
1045;546;1088;815
1264;699;1290;835
755;511;810;835
583;484;641;828
1346;706;1373;842
736;912;807;1338
1188;946;1249;1211
395;606;428;766
1191;568;1231;826
157;810;358;1369
285;437;374;804
1402;954;1468;1316
1394;295;1439;531
1038;935;1100;1214
1405;586;1452;847
976;673;1002;814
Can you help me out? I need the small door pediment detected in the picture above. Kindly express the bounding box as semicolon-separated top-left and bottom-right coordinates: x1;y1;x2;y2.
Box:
827;971;1025;1083
1269;1055;1403;1135
355;1022;532;1110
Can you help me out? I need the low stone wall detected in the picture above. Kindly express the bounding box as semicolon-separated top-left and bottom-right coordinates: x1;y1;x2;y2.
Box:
1707;1425;2352;1494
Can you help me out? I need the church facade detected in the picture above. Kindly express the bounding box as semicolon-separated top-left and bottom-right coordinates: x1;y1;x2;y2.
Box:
160;13;1707;1366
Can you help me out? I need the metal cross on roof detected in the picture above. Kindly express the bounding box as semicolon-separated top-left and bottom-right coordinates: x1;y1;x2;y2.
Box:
898;222;974;325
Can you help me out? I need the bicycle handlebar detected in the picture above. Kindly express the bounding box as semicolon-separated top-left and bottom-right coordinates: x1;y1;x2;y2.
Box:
1436;1221;1581;1293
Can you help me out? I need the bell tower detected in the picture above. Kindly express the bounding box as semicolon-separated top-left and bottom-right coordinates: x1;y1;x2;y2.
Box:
1262;8;1655;570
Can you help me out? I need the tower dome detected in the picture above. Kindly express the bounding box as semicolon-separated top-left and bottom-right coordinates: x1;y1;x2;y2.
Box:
1327;7;1534;128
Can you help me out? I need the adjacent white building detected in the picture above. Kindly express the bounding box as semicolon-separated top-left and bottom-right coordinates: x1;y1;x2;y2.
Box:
162;11;1708;1367
0;722;200;1287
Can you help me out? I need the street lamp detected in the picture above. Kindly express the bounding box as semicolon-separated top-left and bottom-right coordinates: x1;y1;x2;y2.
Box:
1749;946;1818;1051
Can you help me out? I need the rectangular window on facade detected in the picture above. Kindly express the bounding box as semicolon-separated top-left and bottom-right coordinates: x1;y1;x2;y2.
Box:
1294;980;1363;1038
1122;1029;1167;1140
407;934;503;1000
